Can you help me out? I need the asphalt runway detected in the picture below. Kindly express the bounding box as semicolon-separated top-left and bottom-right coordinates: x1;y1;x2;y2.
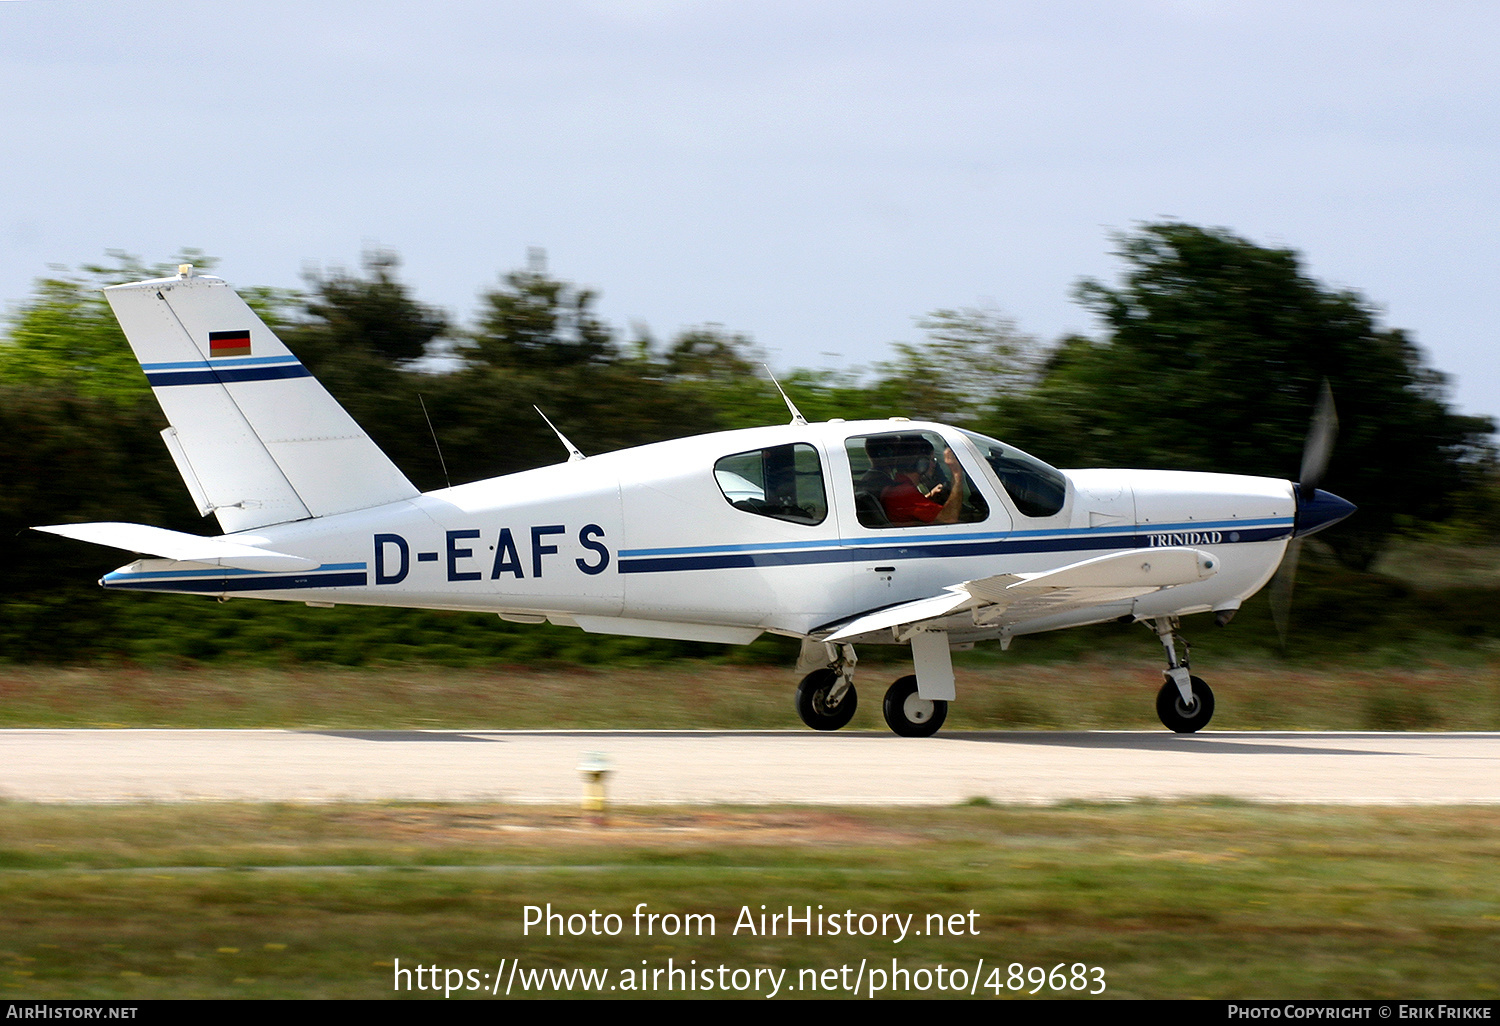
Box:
2;729;1498;804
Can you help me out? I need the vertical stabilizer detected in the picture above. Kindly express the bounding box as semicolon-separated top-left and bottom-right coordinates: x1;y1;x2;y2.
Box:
104;269;419;533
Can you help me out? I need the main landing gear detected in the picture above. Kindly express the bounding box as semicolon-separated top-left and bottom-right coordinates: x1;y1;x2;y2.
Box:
792;640;951;737
794;668;858;731
793;669;950;737
882;675;947;738
793;641;859;731
1150;616;1215;733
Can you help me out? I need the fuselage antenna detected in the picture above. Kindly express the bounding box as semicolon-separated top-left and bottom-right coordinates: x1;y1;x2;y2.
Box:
417;393;452;489
764;365;808;425
535;406;587;462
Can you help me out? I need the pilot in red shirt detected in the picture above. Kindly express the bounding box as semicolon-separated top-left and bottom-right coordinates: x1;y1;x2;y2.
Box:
878;439;966;527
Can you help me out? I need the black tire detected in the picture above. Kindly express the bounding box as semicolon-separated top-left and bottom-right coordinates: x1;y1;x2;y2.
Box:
1156;675;1215;733
882;675;947;738
795;669;857;731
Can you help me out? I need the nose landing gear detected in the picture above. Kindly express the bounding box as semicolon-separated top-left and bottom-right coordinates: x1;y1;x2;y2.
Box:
1155;674;1215;732
1150;616;1215;733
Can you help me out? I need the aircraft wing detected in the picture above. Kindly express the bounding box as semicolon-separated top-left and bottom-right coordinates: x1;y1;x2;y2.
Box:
823;546;1218;643
33;522;319;572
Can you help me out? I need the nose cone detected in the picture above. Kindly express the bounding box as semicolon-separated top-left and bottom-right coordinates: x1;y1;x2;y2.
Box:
1293;486;1357;538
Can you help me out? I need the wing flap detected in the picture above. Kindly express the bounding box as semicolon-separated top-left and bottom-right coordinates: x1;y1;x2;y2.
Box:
823;547;1217;642
822;588;981;643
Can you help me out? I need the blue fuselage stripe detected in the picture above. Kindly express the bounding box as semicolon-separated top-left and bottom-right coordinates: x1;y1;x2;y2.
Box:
103;571;368;593
103;562;367;582
617;524;1290;574
616;516;1292;558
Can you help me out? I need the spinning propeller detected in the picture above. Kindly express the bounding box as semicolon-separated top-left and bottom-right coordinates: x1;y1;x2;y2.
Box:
1268;380;1357;646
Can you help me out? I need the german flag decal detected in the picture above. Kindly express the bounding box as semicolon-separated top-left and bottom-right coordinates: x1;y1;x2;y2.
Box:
209;329;252;357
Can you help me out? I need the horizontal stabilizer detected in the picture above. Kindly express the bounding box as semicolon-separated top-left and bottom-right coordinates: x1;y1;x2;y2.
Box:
824;547;1217;643
34;522;319;572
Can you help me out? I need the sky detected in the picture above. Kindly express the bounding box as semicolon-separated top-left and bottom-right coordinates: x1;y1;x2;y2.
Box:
2;0;1497;418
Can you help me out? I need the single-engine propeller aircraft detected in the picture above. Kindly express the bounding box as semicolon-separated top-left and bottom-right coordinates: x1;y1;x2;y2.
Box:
37;267;1355;737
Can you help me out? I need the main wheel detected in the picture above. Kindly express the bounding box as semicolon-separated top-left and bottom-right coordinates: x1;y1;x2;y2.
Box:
882;675;947;738
1156;675;1215;733
795;669;858;731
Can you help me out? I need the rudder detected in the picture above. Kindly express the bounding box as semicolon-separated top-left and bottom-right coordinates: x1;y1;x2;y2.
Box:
105;267;419;533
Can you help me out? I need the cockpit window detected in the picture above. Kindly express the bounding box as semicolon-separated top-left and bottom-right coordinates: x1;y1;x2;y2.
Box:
714;443;828;526
959;429;1067;518
845;431;989;528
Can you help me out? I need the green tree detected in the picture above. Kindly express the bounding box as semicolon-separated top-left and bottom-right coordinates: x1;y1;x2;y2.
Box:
297;249;448;365
664;324;761;382
471;253;614;369
271;252;451;488
988;222;1492;569
0;251;222;402
872;306;1036;425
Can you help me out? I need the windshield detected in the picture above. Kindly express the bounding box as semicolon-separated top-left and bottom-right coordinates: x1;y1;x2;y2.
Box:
959;430;1067;519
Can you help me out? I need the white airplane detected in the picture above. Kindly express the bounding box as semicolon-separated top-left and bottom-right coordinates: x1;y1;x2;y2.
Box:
37;267;1355;737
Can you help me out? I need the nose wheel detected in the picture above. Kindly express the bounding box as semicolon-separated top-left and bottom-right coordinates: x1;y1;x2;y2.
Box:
1156;675;1214;733
882;675;947;737
1148;616;1215;733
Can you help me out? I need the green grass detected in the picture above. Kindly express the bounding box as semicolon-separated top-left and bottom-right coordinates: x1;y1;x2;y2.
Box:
1;802;1497;999
3;658;1497;731
1372;540;1500;589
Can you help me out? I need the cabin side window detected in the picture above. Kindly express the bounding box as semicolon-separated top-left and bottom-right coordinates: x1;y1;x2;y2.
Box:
713;443;828;526
845;431;989;529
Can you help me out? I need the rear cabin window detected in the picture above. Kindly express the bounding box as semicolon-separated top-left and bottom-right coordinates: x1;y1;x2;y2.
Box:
713;443;828;526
